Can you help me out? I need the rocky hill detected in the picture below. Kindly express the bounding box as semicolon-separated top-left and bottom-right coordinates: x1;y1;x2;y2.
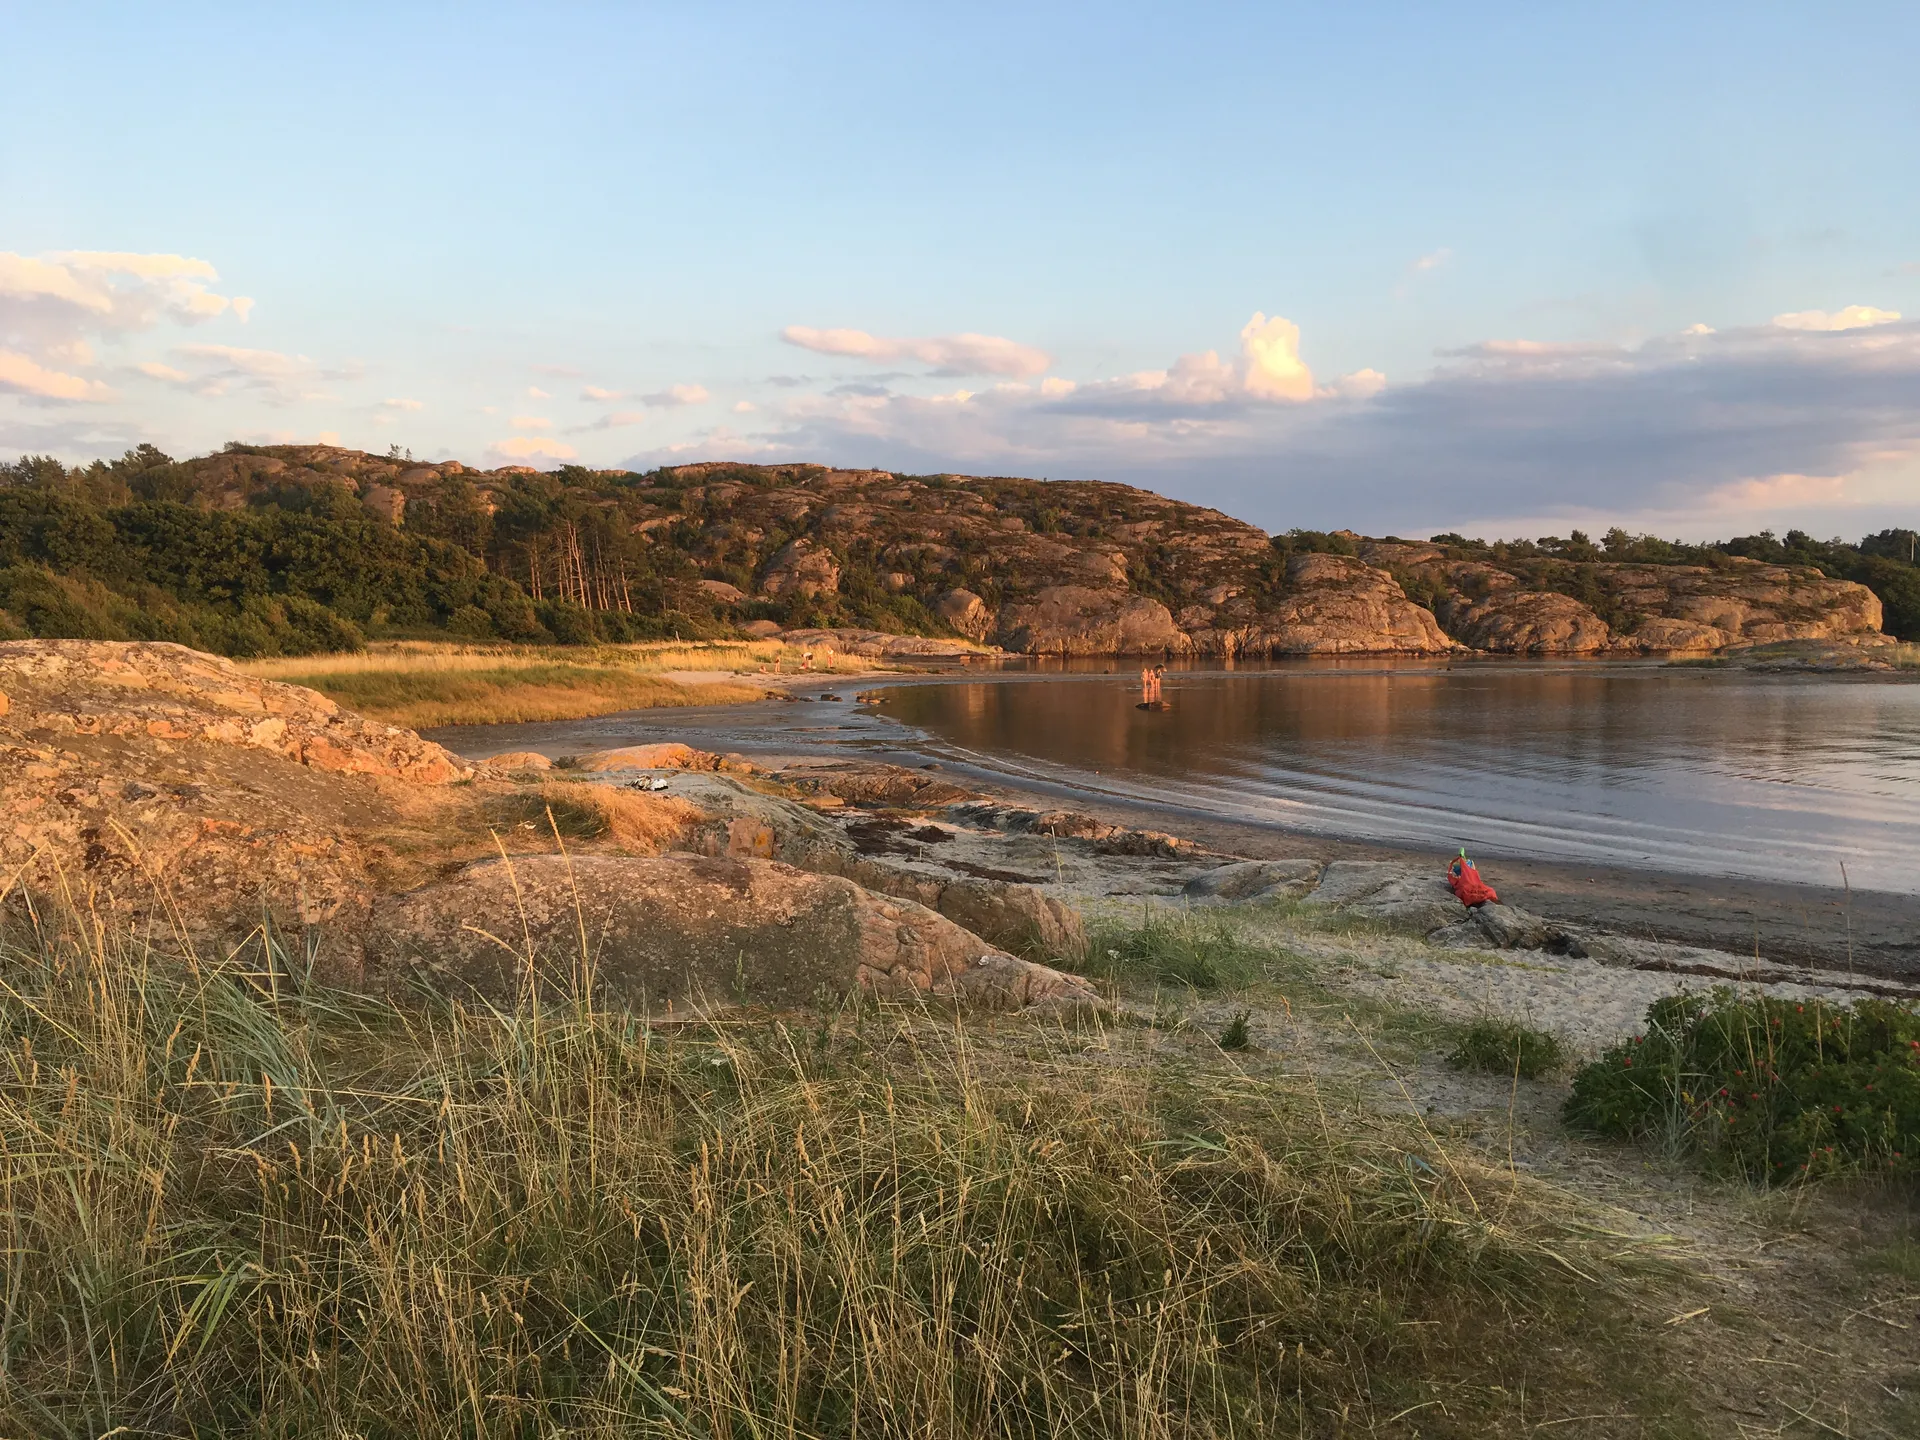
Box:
0;444;1893;655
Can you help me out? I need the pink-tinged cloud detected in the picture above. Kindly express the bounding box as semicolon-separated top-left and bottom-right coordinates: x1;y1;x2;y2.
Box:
487;436;579;465
0;349;110;401
510;414;554;430
46;251;220;281
640;383;709;407
581;385;622;401
1772;305;1901;331
134;361;190;383
781;325;1052;378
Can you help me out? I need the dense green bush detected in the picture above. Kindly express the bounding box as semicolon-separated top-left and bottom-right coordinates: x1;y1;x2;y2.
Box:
0;565;363;656
1564;989;1920;1181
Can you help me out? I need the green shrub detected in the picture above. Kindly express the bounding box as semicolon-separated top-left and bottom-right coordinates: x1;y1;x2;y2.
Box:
1218;1009;1253;1051
1448;1018;1566;1079
1564;989;1920;1181
1083;911;1267;990
445;602;496;639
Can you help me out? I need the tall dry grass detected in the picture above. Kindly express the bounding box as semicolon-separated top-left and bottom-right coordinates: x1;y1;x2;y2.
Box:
0;900;1674;1438
241;640;885;725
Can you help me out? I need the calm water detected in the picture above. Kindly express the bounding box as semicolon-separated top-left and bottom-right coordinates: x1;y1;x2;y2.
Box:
866;662;1920;894
437;661;1920;895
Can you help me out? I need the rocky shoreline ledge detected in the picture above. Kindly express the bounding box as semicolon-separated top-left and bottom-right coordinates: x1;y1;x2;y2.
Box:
6;639;1905;1053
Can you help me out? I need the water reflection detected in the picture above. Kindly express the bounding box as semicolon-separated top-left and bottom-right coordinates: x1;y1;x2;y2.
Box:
876;665;1920;893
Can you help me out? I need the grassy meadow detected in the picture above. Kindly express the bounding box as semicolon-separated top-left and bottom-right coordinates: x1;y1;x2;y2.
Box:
242;640;882;727
0;898;1706;1440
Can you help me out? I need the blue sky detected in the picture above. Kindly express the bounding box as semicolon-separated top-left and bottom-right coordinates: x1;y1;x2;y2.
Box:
4;1;1917;539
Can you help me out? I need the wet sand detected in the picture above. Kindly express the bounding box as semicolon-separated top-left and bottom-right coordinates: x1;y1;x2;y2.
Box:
430;691;1920;982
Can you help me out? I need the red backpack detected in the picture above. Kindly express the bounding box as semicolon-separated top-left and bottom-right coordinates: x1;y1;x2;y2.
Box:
1447;852;1499;908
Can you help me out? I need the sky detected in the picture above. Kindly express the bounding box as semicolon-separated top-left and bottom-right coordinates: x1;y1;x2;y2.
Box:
3;1;1918;541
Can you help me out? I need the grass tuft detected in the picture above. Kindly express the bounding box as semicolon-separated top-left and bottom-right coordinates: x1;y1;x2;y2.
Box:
1447;1017;1568;1079
1083;910;1269;990
1218;1008;1254;1051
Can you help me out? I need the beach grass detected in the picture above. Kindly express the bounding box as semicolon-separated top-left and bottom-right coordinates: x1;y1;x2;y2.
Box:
0;904;1686;1438
1447;1017;1569;1079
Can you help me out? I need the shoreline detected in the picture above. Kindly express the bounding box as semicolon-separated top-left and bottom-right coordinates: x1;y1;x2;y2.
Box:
430;683;1920;982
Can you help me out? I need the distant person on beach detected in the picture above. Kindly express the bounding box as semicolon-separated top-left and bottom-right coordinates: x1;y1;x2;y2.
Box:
1140;665;1163;705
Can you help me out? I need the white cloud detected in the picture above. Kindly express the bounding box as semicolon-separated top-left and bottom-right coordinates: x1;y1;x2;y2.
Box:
0;350;111;401
655;310;1920;542
1240;312;1315;401
232;297;254;323
639;383;709;407
1772;305;1901;331
1412;247;1452;272
732;399;756;413
511;414;554;429
781;326;1052;378
1317;367;1387;399
486;436;578;465
0;251;245;338
581;385;622;401
134;361;190;383
379;397;424;411
573;410;647;432
167;343;353;402
528;385;551;399
0;250;255;412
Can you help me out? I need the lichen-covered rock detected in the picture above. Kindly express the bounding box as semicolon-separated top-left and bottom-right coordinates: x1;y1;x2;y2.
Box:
759;538;841;599
933;588;994;641
993;586;1191;656
1230;556;1454;656
482;750;553;770
1444;591;1614;654
1182;858;1323;902
0;640;471;783
358;854;1099;1014
817;854;1086;960
1625;617;1732;651
1301;860;1467;934
578;743;756;774
775;628;988;659
0;640;481;933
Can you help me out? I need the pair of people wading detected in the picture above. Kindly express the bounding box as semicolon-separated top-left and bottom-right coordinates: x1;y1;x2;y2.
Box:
1139;664;1166;707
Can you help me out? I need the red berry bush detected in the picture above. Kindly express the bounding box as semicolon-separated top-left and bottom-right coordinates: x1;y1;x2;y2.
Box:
1564;989;1920;1182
